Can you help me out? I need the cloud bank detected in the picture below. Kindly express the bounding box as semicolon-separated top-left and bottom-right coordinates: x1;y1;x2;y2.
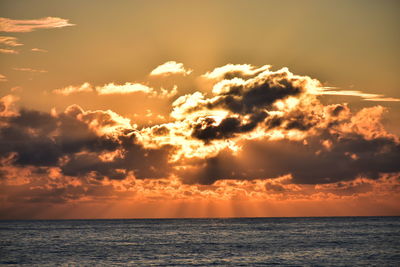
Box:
1;63;399;218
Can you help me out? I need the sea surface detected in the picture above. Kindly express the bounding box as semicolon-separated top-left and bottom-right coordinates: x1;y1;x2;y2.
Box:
0;217;399;266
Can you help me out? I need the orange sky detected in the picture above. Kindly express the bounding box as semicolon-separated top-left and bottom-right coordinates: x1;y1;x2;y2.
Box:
1;0;399;219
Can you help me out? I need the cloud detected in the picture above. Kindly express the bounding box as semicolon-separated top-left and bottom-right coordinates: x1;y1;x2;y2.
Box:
169;65;320;145
174;66;318;118
0;163;398;219
0;74;7;82
202;64;270;80
53;82;93;95
96;82;154;95
318;87;400;102
1;62;399;215
0;36;22;54
146;64;400;186
0;104;172;181
0;58;400;218
191;113;267;143
31;48;48;53
13;67;47;73
0;36;23;47
181;129;400;185
0;48;18;54
0;94;19;117
150;61;192;76
171;69;400;183
0;17;74;32
53;82;178;98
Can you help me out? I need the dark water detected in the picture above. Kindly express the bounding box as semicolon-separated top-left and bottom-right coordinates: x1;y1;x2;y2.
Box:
0;217;399;266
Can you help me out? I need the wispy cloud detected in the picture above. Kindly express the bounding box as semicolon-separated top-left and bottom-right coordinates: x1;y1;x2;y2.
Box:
0;17;74;32
150;61;192;76
0;36;23;46
0;48;18;54
318;87;400;102
0;74;7;82
31;48;48;53
13;67;48;73
53;82;93;95
0;36;22;54
53;82;177;98
97;82;154;95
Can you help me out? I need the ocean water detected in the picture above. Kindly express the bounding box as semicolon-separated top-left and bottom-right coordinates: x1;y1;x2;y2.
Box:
0;217;399;266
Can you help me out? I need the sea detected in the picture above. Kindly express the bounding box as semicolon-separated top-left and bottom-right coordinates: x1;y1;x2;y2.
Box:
0;217;399;266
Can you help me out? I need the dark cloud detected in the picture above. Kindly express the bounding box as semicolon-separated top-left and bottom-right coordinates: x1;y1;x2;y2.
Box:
0;109;117;166
0;107;172;180
173;68;312;122
180;133;400;185
330;104;346;117
152;125;170;136
180;68;320;142
0;101;6;113
263;109;321;132
192;112;267;142
206;72;305;114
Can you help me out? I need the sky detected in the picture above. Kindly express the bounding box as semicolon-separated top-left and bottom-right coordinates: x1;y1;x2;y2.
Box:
0;0;399;219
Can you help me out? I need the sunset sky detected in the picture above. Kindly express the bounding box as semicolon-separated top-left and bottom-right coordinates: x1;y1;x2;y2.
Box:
1;0;399;219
